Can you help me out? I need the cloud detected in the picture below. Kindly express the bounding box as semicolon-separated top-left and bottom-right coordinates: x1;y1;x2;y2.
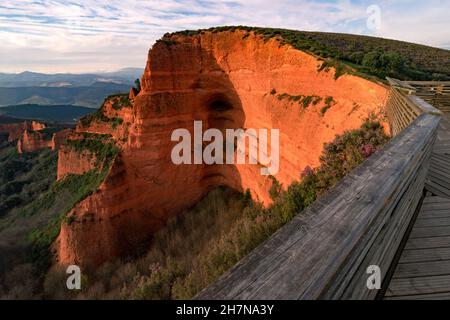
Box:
0;0;448;73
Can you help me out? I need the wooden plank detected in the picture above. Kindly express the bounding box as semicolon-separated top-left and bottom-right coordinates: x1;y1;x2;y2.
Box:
426;177;450;192
429;160;450;171
423;196;450;204
405;236;450;250
427;166;450;180
419;212;450;220
420;200;450;210
420;205;450;212
386;275;450;297
430;157;450;169
416;210;450;219
425;180;450;198
399;248;450;263
392;260;450;278
426;171;450;188
385;291;450;300
409;226;450;239
414;217;450;227
431;153;450;162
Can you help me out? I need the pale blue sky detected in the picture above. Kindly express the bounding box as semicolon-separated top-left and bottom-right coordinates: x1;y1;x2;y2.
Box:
0;0;449;73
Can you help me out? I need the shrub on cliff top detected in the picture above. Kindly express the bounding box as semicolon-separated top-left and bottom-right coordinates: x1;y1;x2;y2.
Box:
65;133;119;166
80;95;130;127
275;92;323;110
110;94;132;110
320;96;336;115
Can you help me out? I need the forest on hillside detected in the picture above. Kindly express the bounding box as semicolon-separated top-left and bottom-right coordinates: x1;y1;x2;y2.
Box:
169;26;450;81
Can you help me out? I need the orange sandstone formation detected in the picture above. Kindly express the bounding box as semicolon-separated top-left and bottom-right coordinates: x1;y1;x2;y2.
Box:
57;145;97;180
16;126;71;154
51;129;72;151
17;130;52;153
0;120;46;142
57;30;389;266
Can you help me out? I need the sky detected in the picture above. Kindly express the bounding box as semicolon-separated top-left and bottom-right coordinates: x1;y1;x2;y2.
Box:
0;0;449;74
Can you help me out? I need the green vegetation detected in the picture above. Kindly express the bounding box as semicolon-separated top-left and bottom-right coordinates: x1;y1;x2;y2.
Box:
79;95;128;128
274;92;323;109
168;26;450;81
0;104;94;123
33;118;389;300
79;92;131;128
157;38;178;46
0;145;57;218
65;133;118;166
31;127;61;139
318;59;350;79
134;79;141;93
110;117;124;128
26;167;114;273
110;94;132;110
321;97;336;115
272;91;335;114
79;107;109;127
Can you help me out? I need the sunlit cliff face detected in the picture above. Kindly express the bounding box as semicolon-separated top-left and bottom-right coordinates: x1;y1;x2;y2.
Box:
57;30;389;267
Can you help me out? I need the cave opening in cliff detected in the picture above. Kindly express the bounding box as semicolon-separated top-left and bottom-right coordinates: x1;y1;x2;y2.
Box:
208;98;233;112
206;93;241;136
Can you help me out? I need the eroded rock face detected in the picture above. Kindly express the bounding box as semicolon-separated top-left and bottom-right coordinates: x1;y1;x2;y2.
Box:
52;129;72;151
57;145;97;180
57;30;389;267
15;124;71;154
0;120;46;142
17;130;52;153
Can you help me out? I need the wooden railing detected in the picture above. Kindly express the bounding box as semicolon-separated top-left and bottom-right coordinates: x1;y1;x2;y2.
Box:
197;80;443;300
406;81;450;113
386;78;442;136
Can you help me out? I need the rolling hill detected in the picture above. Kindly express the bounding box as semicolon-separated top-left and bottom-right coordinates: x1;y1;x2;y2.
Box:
0;82;130;108
0;104;95;123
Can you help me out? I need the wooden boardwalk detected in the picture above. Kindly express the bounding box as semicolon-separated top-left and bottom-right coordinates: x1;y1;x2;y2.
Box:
426;114;450;197
385;115;450;299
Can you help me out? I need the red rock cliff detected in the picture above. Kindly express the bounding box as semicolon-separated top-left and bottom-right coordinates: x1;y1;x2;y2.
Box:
57;30;389;266
0;120;46;142
17;130;52;153
52;129;72;151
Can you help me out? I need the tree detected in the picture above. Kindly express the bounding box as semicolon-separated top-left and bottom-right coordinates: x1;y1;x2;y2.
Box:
362;51;406;78
134;78;141;93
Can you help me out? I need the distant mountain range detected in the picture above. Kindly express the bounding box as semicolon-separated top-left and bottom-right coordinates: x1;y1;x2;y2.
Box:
0;68;143;108
0;68;143;87
0;82;131;108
